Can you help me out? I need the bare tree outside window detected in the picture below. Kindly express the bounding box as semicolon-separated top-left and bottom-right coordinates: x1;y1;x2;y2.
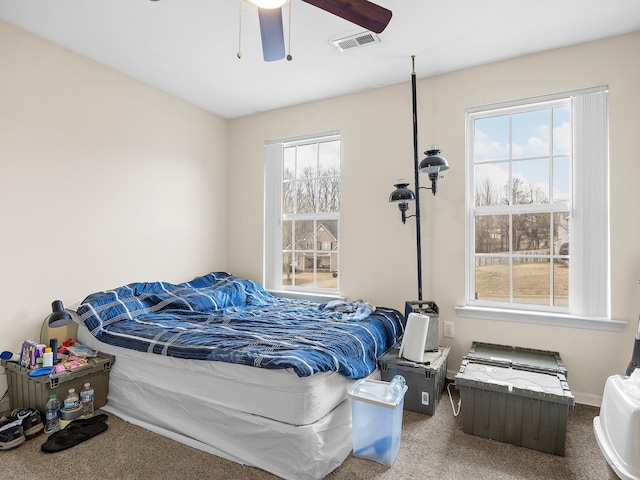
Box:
281;138;340;290
472;104;570;306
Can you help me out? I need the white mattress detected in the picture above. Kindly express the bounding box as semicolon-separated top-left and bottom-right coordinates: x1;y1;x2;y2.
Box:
76;322;357;479
104;375;353;480
77;322;353;425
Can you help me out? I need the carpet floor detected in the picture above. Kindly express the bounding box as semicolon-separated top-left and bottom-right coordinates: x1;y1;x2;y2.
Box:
0;386;619;479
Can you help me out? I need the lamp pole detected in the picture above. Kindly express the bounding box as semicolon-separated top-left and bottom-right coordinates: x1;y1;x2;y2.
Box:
389;57;449;304
411;55;424;302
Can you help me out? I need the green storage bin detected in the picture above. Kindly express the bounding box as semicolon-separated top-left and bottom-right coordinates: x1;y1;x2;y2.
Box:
1;352;114;420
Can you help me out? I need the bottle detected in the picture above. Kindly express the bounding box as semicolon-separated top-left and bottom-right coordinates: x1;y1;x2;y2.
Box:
64;388;79;409
44;394;60;434
80;382;95;417
387;374;407;401
43;348;53;367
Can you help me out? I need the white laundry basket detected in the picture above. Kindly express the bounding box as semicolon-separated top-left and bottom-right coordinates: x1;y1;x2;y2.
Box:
593;372;640;480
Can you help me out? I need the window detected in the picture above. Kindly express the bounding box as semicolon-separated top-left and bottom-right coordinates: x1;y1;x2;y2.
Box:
470;99;571;308
264;131;340;295
460;87;622;330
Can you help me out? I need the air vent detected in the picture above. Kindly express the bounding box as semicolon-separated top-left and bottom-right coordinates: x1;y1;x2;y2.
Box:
330;31;380;52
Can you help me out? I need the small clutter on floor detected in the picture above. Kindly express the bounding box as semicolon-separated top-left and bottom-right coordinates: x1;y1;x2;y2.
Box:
1;338;113;453
59;388;83;429
347;376;407;467
0;408;44;450
454;341;574;456
44;395;61;434
0;418;25;450
41;413;108;453
1;405;108;453
1;347;113;423
80;383;95;417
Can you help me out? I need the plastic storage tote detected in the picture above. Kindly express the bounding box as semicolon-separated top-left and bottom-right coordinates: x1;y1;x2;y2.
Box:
347;378;407;467
379;344;450;415
463;341;568;378
1;352;114;421
594;372;640;480
455;360;574;455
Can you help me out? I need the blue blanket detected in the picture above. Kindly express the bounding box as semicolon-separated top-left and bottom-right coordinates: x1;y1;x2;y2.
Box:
76;272;403;379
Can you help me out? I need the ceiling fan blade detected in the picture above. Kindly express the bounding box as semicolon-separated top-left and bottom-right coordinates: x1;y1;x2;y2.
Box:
302;0;392;34
258;8;286;62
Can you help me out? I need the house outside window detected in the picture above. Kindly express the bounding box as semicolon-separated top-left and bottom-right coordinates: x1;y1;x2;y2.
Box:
264;131;340;294
460;87;618;330
470;99;571;308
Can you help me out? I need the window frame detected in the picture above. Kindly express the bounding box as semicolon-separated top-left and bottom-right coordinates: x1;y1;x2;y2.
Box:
468;98;571;312
264;131;342;299
456;87;626;332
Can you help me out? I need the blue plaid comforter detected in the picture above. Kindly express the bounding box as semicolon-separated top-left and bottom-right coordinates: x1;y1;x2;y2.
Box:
76;272;403;379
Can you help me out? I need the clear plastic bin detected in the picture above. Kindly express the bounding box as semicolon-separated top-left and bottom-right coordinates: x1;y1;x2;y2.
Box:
347;378;407;467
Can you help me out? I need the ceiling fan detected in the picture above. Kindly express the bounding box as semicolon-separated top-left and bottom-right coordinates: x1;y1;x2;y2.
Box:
149;0;392;62
250;0;393;62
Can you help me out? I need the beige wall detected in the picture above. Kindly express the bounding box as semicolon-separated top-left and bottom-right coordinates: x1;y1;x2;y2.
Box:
2;18;638;406
228;32;640;405
0;20;229;398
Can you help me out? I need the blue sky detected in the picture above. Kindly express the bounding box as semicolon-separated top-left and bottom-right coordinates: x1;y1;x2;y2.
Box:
284;140;340;178
474;106;571;203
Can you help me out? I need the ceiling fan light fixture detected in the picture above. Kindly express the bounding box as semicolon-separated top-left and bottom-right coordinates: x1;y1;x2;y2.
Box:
249;0;288;8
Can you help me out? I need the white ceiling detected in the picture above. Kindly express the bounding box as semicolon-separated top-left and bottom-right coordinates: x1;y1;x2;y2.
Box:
2;0;639;119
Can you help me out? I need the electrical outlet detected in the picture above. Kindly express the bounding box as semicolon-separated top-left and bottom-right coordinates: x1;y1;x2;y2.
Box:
443;321;455;338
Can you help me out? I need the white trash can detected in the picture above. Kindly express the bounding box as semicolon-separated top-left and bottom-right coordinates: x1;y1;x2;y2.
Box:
347;377;407;467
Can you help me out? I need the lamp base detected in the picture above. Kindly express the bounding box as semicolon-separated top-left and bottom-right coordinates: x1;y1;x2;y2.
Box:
404;300;439;321
40;320;78;347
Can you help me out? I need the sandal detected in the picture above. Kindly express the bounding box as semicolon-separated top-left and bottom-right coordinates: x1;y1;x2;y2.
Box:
41;420;108;453
66;413;108;428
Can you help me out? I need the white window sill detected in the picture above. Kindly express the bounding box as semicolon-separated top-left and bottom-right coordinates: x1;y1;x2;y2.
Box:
455;306;626;332
267;289;345;303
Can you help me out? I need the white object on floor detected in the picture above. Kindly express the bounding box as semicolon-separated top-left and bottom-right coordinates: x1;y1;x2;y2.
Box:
347;378;407;467
593;370;640;480
76;321;355;480
399;312;438;362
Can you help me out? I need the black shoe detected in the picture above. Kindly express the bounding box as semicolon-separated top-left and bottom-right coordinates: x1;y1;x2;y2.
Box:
41;421;108;453
0;417;25;450
10;408;44;437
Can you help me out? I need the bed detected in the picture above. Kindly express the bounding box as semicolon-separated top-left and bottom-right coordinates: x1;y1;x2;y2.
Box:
72;272;404;480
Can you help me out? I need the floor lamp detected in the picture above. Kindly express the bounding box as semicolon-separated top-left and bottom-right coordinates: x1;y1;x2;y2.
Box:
389;56;449;315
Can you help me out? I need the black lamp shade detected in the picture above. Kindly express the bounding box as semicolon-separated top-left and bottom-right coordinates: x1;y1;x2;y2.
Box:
419;147;449;174
389;183;416;203
48;300;72;328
